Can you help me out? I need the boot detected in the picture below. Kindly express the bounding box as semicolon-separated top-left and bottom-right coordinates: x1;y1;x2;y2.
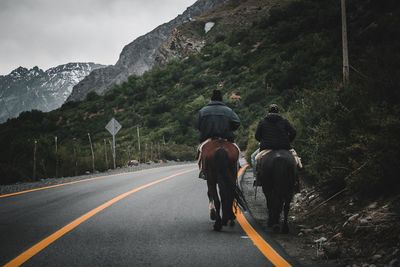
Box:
198;170;206;180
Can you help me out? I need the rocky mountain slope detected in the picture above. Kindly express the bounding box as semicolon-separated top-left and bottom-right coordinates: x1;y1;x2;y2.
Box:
0;63;104;123
67;0;230;102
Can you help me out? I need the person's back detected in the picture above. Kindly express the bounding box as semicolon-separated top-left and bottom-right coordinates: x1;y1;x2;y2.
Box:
196;89;240;179
196;90;240;143
254;104;301;190
255;104;296;151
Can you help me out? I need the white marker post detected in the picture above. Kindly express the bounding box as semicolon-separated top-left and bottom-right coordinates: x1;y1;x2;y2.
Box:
105;118;122;169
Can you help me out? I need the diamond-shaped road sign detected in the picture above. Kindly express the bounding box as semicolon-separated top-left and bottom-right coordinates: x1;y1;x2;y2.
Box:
105;118;122;136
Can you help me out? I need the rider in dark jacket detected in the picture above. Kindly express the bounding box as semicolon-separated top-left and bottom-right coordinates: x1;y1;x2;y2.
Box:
254;104;298;188
196;89;240;179
196;90;240;142
255;104;296;151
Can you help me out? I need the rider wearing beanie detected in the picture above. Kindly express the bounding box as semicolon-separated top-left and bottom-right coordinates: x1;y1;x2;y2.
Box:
255;104;296;151
196;89;240;179
196;89;240;143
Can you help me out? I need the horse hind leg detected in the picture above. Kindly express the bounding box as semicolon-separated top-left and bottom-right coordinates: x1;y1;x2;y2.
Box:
208;182;222;231
219;184;229;226
228;201;237;227
272;195;284;233
213;198;222;231
219;182;236;227
281;198;291;234
207;184;217;221
209;200;217;221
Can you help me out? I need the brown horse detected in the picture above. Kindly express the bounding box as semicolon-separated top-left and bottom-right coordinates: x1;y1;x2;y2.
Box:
200;139;246;231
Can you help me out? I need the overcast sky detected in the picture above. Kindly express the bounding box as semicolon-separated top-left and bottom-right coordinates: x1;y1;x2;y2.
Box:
0;0;196;75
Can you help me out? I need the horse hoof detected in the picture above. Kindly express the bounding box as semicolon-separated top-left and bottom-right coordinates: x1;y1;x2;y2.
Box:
229;220;236;227
213;222;222;231
210;209;217;221
272;224;280;233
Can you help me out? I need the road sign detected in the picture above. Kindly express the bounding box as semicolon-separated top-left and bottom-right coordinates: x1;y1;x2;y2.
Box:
105;118;122;136
105;118;122;169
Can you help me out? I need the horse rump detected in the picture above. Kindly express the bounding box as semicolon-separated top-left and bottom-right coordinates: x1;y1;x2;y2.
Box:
259;150;296;233
213;148;248;212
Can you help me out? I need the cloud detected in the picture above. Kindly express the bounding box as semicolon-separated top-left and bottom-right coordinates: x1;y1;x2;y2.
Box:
0;0;195;74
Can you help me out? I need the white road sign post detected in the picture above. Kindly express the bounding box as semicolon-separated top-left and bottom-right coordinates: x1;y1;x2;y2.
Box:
105;118;122;169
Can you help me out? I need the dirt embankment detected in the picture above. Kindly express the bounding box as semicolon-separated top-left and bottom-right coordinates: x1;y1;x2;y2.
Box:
240;169;400;267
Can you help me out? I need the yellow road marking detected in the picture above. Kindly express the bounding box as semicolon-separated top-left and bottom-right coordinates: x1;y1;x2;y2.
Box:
236;165;292;267
0;175;122;198
4;168;195;267
0;165;193;198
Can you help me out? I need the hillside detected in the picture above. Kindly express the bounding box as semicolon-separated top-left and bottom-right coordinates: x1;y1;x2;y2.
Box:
0;63;105;123
0;0;399;201
66;0;230;102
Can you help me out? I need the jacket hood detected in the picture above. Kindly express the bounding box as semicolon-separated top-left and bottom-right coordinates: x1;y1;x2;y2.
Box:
264;113;283;123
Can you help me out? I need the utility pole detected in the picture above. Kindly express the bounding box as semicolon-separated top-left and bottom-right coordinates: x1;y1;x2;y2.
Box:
127;145;131;160
341;0;350;87
33;140;37;180
144;143;147;163
150;142;153;162
55;136;58;178
88;133;95;173
158;142;161;160
137;126;141;162
73;138;77;176
104;139;108;169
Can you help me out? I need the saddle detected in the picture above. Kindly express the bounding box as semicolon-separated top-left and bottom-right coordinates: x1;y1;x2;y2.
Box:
255;148;302;169
254;148;302;187
197;138;240;179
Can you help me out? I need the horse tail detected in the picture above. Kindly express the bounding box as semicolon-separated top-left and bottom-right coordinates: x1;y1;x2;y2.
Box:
214;148;248;211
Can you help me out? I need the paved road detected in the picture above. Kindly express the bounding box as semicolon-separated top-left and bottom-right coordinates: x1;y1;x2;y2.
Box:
0;164;279;266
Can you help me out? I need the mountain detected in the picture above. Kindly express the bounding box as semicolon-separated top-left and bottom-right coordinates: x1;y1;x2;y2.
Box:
66;0;230;102
0;63;105;123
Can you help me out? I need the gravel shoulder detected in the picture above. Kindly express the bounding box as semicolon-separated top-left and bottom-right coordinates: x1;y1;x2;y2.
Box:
240;168;400;267
240;168;326;267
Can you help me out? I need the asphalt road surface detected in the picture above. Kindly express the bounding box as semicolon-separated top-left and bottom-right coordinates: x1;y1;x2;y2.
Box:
0;164;293;266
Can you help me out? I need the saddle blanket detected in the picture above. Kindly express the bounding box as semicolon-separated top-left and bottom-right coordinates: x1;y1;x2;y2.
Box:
198;138;241;154
255;148;303;169
197;138;241;168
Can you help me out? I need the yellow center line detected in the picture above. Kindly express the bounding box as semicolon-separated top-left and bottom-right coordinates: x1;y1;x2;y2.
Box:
0;165;194;198
4;168;195;267
236;165;292;267
0;174;124;198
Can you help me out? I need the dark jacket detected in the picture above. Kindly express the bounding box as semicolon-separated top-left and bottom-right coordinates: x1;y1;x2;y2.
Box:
196;101;240;142
255;113;296;150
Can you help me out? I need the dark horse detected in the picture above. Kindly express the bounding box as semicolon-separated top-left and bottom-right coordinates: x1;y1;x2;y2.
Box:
201;139;246;231
257;150;296;234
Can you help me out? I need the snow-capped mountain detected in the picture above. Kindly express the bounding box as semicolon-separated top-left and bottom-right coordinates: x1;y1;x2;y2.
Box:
0;63;105;123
